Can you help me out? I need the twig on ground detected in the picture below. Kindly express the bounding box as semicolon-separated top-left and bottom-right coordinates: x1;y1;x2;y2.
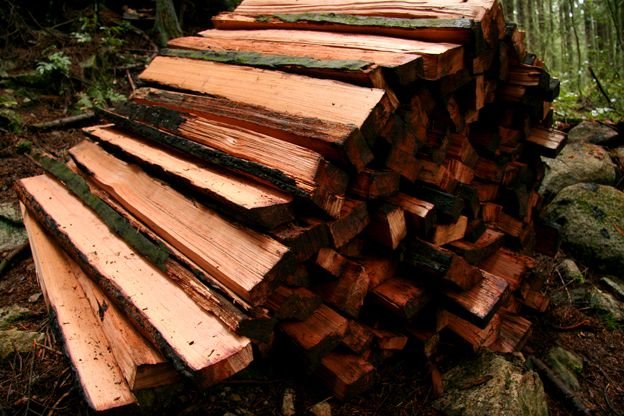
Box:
528;355;593;415
603;384;623;416
549;319;592;331
126;70;136;93
25;348;36;416
29;112;96;131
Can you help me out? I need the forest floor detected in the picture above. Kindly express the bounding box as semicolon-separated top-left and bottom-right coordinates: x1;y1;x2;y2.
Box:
1;7;623;416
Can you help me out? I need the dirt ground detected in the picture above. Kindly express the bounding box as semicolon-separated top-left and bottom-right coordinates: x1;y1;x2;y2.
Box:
1;6;623;416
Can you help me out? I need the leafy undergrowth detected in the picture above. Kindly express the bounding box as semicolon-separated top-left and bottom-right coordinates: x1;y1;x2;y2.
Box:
0;6;155;134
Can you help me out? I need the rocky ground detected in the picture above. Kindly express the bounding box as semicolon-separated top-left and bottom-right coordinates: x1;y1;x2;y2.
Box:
1;12;624;415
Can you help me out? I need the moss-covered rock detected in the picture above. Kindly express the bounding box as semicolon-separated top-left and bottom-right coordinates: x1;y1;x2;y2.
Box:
546;347;583;391
567;121;620;147
433;351;548;416
0;329;44;359
0;305;34;330
542;183;624;273
0;202;27;253
539;143;616;199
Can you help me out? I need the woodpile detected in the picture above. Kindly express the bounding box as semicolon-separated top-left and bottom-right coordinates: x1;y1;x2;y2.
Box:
17;0;567;411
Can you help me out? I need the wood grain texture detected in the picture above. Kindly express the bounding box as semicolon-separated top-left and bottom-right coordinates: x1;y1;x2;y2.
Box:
23;207;137;412
139;56;393;140
131;87;372;172
194;28;464;81
84;125;294;229
17;175;253;386
69;140;291;305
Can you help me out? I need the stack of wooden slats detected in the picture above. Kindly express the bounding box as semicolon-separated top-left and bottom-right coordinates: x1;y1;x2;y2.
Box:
17;0;567;411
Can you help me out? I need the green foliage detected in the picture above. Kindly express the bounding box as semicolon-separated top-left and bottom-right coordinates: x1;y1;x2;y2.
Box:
0;109;23;133
35;52;71;77
15;140;32;154
75;87;126;111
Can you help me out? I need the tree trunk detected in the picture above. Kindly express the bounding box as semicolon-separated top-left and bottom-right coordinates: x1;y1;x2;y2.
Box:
567;0;584;96
155;0;183;47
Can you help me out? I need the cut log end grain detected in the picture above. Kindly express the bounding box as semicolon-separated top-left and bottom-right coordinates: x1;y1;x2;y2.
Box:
371;277;429;319
280;304;349;369
317;352;376;400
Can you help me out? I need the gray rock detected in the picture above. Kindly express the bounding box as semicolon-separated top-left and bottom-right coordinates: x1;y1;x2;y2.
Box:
610;147;624;170
309;402;332;416
601;276;624;300
558;259;584;284
433;351;548;416
0;202;23;225
588;286;624;322
0;304;34;330
0;221;27;254
282;388;296;416
543;183;624;273
546;347;582;391
0;329;44;359
539;143;616;199
567;121;620;146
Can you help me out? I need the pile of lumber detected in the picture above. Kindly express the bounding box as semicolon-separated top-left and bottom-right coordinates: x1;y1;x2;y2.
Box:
17;0;567;411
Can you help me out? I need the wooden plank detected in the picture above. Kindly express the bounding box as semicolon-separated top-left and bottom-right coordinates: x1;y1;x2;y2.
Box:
265;286;321;321
196;29;464;81
131;87;372;172
317;260;370;318
441;310;500;350
386;193;437;237
444;270;509;327
22;208;138;412
368;204;407;250
84;126;294;229
479;247;536;291
139;56;394;142
69;140;292;306
448;228;505;264
280;304;348;370
25;208;178;391
416;159;457;193
16;175;253;386
370;328;408;351
214;0;496;46
431;215;467;246
168;34;422;86
360;256;398;289
315;248;349;279
403;238;482;290
447;133;478;167
526;127;567;158
371;277;429;319
55;158;273;340
272;218;331;262
489;313;532;353
328;199;370;248
341;320;374;354
407;184;464;222
350;169;400;199
317;352;375;400
103;103;347;218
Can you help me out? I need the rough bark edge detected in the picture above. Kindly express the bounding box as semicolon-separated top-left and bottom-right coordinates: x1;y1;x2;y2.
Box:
35;154;171;270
